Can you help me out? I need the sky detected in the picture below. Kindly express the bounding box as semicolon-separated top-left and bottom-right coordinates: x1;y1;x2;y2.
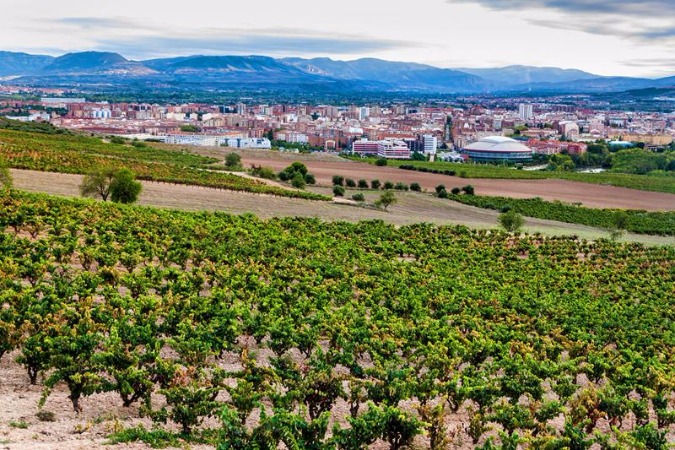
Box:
2;0;675;78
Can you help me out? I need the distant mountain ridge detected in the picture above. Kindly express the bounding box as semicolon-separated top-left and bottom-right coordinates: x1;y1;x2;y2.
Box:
0;50;673;94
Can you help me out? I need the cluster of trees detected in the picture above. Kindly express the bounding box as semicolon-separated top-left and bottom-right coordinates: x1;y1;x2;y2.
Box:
435;184;475;198
1;191;673;449
278;162;316;189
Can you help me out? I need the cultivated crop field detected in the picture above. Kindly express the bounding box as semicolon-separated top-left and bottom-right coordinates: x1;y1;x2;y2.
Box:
237;154;675;212
0;129;327;200
10;169;674;246
0;191;673;449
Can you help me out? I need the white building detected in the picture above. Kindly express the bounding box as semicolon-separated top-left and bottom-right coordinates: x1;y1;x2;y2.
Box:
224;138;272;149
377;140;411;159
423;135;438;155
519;104;534;121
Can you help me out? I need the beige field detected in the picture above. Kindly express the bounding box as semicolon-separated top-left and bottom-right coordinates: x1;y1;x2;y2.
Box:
9;169;674;246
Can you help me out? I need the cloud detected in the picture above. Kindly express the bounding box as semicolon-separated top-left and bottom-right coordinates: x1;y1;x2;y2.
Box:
95;34;415;60
58;17;139;29
47;17;420;59
448;0;675;41
447;0;673;16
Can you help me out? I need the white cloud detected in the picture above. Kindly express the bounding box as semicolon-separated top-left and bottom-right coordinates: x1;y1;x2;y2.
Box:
1;0;673;77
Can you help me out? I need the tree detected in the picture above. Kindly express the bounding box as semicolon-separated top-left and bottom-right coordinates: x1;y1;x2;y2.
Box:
410;182;421;192
0;158;12;190
80;169;116;201
375;158;388;166
291;173;306;189
110;169;143;204
332;175;345;186
333;185;345;197
462;185;475;195
278;162;314;189
375;191;397;211
370;179;381;190
499;210;524;233
225;153;242;170
358;179;369;189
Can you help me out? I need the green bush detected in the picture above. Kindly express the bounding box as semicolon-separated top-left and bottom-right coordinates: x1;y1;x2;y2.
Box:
370;179;381;189
333;185;346;197
410;182;421;192
352;193;365;202
358;179;369;189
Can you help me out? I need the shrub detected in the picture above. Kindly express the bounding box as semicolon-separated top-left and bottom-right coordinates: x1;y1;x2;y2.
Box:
435;184;446;194
438;189;448;199
394;182;409;191
462;185;475;195
410;182;421;192
371;179;381;190
358;179;369;189
304;173;316;184
375;158;388;166
451;187;461;195
333;185;345;197
352;193;365;202
225;153;242;169
250;165;276;180
346;178;357;188
291;173;306;189
499;210;525;233
383;181;394;190
332;175;345;186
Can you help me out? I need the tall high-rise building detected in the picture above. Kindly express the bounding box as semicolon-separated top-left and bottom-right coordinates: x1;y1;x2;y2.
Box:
423;134;438;155
519;104;534;121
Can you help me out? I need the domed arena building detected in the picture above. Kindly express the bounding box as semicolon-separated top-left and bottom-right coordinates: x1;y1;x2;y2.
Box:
462;136;534;162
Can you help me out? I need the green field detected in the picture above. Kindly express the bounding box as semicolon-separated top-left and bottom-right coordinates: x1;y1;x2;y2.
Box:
447;194;675;235
356;157;675;194
1;190;673;448
0;128;329;201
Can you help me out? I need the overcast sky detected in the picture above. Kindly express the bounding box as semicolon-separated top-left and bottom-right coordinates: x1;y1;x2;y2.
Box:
3;0;674;78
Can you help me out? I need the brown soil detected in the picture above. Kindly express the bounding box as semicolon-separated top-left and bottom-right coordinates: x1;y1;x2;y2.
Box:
240;156;675;211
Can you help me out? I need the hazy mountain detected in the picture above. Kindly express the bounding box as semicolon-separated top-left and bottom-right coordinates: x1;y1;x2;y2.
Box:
283;57;488;92
457;65;599;86
510;76;670;93
41;52;156;76
0;51;54;77
2;50;674;94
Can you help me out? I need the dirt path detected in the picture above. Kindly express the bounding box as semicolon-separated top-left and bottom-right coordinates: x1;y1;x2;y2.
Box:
240;157;675;211
9;169;674;246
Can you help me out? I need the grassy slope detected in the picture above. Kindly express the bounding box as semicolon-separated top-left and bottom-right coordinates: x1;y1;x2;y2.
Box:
0;128;329;200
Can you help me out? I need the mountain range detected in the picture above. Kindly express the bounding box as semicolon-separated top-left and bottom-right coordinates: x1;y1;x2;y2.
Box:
1;50;674;94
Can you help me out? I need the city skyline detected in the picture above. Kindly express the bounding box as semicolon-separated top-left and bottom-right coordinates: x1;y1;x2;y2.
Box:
2;0;674;78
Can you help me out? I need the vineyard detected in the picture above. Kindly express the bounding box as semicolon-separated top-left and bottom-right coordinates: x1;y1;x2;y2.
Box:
445;194;675;236
0;129;329;201
0;190;674;449
386;159;675;195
